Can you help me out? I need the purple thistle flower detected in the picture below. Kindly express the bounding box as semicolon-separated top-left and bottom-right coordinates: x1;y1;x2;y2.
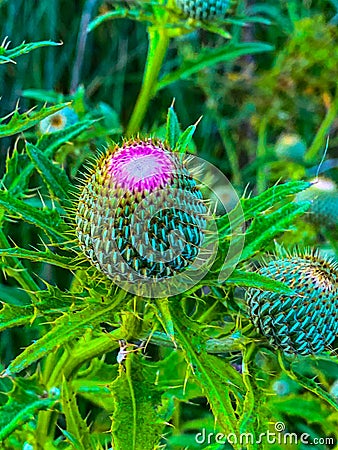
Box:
76;138;208;287
108;141;174;193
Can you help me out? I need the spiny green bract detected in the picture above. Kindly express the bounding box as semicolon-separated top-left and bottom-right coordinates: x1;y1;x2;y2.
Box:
246;252;338;355
175;0;230;20
75;138;207;283
296;178;338;228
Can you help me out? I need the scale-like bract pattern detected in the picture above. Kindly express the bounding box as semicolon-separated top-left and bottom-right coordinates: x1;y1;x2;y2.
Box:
247;254;338;355
175;0;230;20
76;139;207;282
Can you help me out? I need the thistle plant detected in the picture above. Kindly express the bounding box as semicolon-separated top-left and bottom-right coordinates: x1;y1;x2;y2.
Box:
296;177;338;229
1;96;328;447
247;251;338;355
76;138;208;293
175;0;231;20
275;133;306;163
38;106;78;134
87;0;271;135
1;2;338;449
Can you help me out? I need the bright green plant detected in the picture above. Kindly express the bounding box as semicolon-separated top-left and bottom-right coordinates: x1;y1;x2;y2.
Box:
0;1;338;449
88;0;272;135
0;101;336;448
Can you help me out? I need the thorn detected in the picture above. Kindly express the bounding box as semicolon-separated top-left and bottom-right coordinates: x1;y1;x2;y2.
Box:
194;115;203;127
36;190;47;209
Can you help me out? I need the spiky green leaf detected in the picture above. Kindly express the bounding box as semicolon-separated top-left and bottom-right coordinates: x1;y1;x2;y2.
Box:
4;118;96;197
169;301;244;444
0;39;61;64
225;269;295;294
0;303;34;332
0;376;59;442
61;377;92;450
0;247;76;270
26;142;72;203
0;191;68;242
157;42;273;91
110;354;168;450
166;103;181;149
217;180;311;235
6;292;125;374
175;122;199;154
0;103;70;138
239;202;310;262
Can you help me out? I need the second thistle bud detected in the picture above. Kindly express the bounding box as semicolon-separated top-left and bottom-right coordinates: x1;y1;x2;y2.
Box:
275;133;306;163
246;252;338;355
175;0;230;20
296;178;338;229
38;107;78;134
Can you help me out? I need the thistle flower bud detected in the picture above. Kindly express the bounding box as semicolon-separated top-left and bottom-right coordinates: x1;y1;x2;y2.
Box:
75;138;208;294
296;178;338;229
38;107;78;134
175;0;230;20
275;133;306;163
246;252;338;355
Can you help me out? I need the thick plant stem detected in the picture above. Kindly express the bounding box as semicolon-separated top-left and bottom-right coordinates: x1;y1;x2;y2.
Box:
126;26;169;135
35;291;127;446
36;334;121;448
61;329;122;378
36;348;71;448
35;327;248;445
240;343;257;434
218;125;242;185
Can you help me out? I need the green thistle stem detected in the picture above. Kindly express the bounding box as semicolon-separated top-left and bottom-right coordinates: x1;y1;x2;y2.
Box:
257;115;268;194
61;332;121;377
36;348;72;447
126;26;170;135
36;291;128;444
197;298;221;324
305;87;338;163
35;313;247;444
218;125;242;185
36;332;122;446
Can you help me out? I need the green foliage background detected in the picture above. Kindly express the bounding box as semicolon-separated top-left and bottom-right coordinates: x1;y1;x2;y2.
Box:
0;0;337;449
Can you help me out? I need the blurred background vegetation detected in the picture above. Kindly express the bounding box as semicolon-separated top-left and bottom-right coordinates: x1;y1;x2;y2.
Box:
1;0;337;184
